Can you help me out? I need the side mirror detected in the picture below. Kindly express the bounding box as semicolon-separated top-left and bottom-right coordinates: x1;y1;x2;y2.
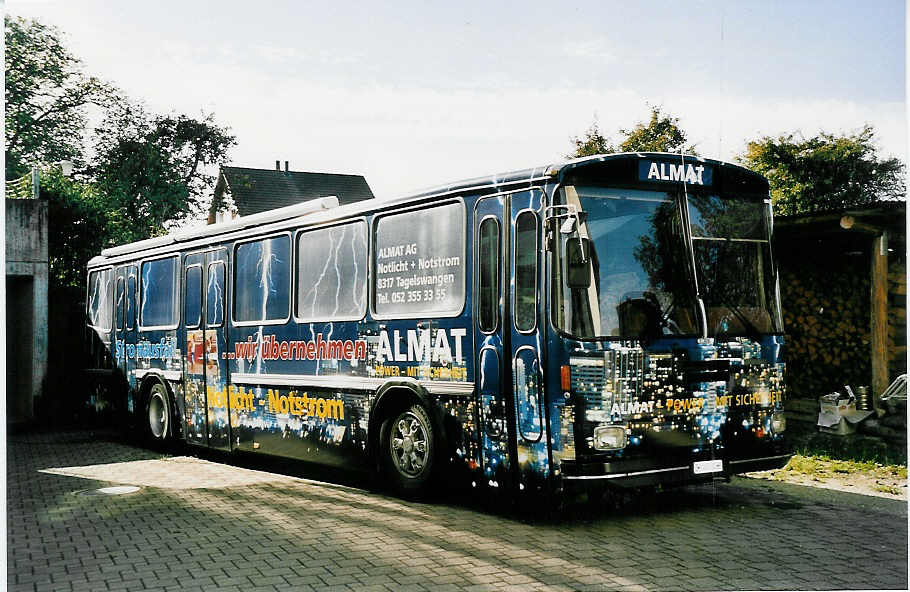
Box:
566;238;593;288
559;217;576;234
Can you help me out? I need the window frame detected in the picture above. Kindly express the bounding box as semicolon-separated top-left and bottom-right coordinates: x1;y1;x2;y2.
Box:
370;199;467;321
138;254;180;332
513;208;539;334
293;218;369;324
126;273;137;331
231;231;293;327
86;267;114;331
547;184;703;342
115;275;125;331
206;261;226;329
513;344;544;442
475;215;501;334
183;263;203;330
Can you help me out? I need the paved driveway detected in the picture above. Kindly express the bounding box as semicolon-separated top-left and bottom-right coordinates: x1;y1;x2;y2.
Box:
7;431;908;591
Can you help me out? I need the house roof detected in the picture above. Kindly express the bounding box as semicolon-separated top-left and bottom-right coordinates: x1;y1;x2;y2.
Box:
215;166;374;217
775;200;905;238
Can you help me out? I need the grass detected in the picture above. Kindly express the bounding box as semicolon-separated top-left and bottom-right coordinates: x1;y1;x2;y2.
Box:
780;453;907;481
785;419;907;466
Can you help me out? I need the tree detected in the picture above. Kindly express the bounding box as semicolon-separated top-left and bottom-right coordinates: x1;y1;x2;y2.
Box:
568;106;697;159
740;126;905;216
6;15;236;291
40;170;109;290
4;15;113;178
91;100;236;243
566;120;613;158
618;106;697;155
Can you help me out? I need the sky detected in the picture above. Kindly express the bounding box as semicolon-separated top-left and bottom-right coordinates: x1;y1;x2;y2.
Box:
7;0;907;201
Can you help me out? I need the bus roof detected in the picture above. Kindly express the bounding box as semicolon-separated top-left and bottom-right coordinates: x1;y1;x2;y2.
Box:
400;152;765;200
88;153;765;267
90;196;339;264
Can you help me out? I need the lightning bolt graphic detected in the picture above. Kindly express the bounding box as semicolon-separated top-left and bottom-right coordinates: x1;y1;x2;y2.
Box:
302;229;336;318
331;227;344;318
207;265;224;326
253;240;281;375
351;225;365;312
140;267;151;325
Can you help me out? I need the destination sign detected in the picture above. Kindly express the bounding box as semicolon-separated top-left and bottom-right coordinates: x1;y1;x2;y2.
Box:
639;160;713;186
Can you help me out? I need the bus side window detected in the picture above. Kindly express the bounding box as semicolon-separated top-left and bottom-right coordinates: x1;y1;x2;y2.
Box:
184;266;202;329
115;277;125;330
373;202;466;318
297;222;367;322
514;211;538;332
477;217;500;332
234;235;291;324
126;275;137;330
87;268;113;330
140;256;178;329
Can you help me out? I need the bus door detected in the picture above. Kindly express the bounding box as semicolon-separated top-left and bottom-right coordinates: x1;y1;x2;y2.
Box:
473;189;549;492
203;250;230;450
113;265;137;384
183;253;207;445
113;267;127;374
508;189;550;492
473;194;514;490
182;250;230;449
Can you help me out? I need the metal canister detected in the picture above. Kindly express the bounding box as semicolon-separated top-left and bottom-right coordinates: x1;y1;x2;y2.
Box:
856;386;870;411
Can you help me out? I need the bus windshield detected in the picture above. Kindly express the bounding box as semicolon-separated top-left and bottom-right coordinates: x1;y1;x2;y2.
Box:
551;186;698;339
552;186;782;340
688;195;783;336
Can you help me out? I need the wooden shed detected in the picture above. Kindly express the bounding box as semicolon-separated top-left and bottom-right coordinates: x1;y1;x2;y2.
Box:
774;202;905;402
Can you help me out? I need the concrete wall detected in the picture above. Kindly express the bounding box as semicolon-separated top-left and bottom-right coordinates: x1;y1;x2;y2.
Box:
5;199;48;423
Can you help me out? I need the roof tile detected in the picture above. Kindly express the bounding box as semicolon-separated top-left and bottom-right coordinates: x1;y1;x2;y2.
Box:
219;166;374;216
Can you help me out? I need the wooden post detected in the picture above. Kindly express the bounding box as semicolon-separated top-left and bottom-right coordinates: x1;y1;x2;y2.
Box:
871;231;889;399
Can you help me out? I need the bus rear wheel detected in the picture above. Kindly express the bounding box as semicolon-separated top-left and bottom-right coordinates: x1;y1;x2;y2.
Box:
146;382;170;441
380;404;435;497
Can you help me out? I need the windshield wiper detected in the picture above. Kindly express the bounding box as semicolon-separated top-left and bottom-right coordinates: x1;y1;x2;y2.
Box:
711;294;763;342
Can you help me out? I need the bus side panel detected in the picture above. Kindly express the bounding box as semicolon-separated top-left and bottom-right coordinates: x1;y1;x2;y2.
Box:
230;382;372;468
225;317;480;471
435;392;479;482
133;324;181;410
226;318;371;465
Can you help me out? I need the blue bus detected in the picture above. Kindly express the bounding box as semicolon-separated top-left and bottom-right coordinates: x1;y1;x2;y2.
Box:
86;153;789;499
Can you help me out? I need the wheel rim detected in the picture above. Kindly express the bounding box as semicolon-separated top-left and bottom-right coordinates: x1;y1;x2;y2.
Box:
148;389;167;439
389;411;429;478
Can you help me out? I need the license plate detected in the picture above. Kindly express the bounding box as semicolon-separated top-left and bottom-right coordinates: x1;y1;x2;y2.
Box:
693;459;723;474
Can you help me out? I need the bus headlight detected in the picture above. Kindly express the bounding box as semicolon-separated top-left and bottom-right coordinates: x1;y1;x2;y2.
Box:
771;412;786;433
593;425;627;450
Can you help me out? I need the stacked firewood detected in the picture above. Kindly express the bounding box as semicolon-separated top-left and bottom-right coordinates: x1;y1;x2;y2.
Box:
859;398;907;445
779;264;871;399
888;262;906;378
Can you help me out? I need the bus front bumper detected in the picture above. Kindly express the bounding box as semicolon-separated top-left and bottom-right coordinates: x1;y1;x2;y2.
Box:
559;452;792;489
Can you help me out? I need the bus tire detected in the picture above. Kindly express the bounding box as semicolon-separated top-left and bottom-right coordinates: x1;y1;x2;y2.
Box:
380;403;436;498
146;382;171;442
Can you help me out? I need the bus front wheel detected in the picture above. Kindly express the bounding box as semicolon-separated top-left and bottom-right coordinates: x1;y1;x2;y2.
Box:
380;404;435;497
146;382;170;441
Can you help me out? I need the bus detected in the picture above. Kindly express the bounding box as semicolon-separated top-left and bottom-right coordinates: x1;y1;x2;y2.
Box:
85;152;790;499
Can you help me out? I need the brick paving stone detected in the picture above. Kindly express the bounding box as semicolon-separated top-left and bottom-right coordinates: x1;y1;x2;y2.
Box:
282;574;325;587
